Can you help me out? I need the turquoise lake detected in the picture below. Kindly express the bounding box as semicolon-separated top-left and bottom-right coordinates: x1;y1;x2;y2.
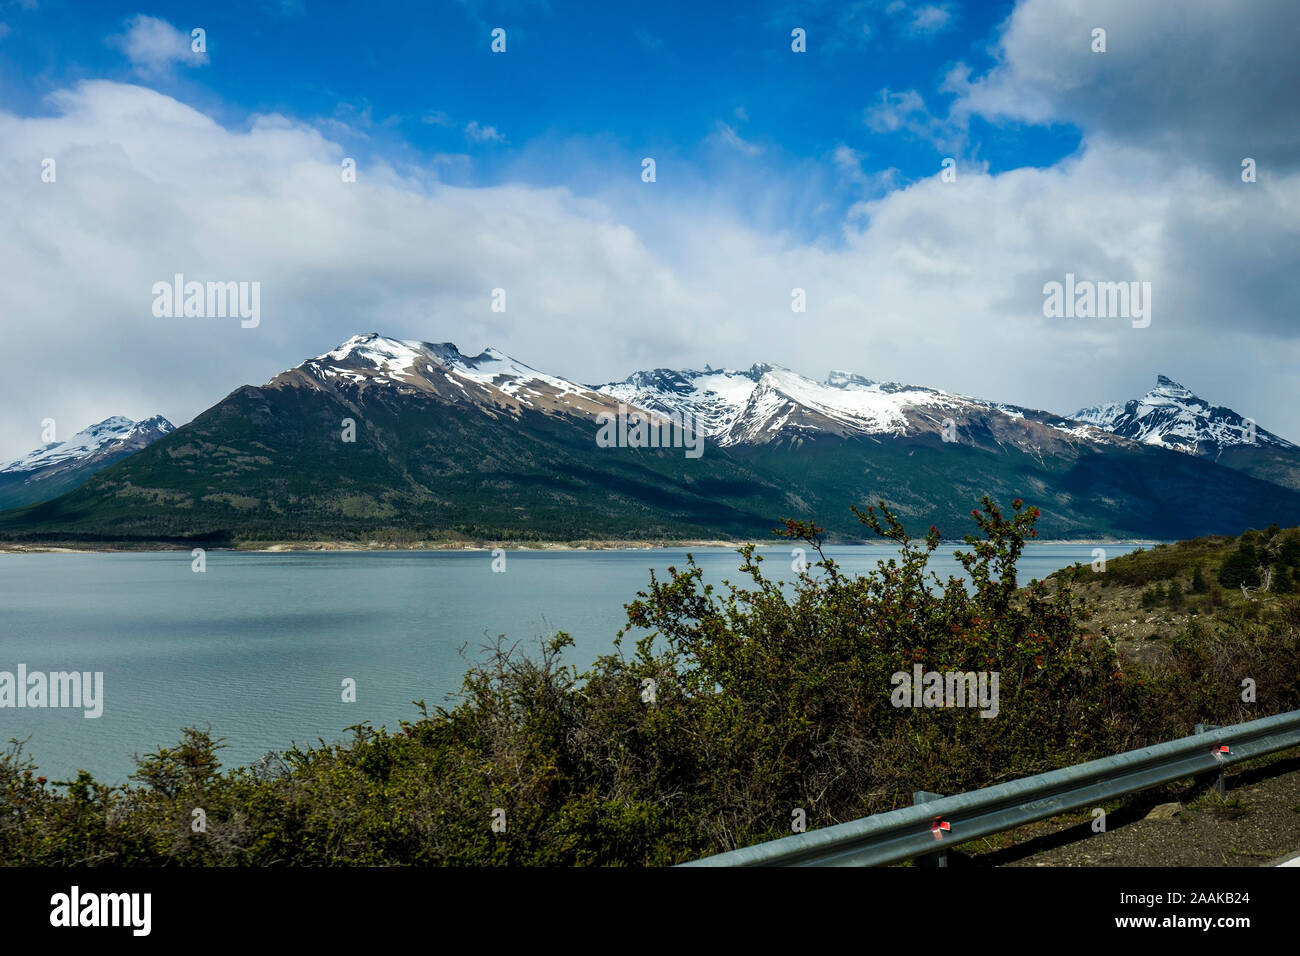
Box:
0;543;1141;783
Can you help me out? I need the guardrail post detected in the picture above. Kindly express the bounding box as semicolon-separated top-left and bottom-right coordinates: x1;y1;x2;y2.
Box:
1195;723;1226;797
913;791;948;867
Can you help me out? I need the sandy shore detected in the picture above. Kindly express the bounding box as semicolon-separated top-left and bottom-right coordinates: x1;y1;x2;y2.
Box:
0;537;1162;554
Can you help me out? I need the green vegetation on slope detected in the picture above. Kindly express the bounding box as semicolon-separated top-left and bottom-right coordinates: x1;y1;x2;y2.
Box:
0;384;790;545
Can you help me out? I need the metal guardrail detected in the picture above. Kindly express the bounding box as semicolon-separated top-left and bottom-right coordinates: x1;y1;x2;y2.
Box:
679;708;1300;867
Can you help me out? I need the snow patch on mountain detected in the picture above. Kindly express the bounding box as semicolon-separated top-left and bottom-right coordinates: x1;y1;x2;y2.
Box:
304;333;608;413
600;363;996;446
595;366;767;436
1072;401;1127;428
453;347;590;402
0;416;175;475
727;368;975;444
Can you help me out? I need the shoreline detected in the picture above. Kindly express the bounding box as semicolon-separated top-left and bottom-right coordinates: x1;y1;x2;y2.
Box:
0;538;1165;555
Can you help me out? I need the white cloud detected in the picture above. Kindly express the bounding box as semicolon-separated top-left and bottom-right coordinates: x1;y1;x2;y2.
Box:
1;59;1298;461
950;0;1300;170
708;121;761;156
864;89;925;133
109;15;208;77
864;88;962;152
465;120;505;144
907;4;952;35
832;144;899;193
833;144;865;178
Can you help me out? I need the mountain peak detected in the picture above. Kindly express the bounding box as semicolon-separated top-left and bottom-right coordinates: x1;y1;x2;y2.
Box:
317;335;538;373
1075;376;1293;453
0;414;175;479
1150;375;1195;399
321;332;427;363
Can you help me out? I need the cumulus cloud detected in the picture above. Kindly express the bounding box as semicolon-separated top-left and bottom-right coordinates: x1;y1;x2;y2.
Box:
949;0;1300;171
109;15;208;77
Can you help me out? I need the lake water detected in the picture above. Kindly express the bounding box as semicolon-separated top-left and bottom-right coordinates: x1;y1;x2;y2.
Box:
0;543;1140;783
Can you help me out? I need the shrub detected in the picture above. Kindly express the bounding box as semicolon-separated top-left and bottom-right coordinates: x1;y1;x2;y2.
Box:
1219;543;1262;589
1279;533;1300;568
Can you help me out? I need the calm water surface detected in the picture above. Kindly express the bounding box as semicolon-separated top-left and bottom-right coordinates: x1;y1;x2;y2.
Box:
0;543;1140;782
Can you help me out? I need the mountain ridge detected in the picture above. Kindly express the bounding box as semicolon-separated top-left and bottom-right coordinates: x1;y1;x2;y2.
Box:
2;336;1298;544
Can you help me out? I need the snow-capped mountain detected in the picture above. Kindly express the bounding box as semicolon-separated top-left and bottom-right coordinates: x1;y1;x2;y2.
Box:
8;334;1300;543
724;367;993;446
1073;375;1294;455
597;363;1115;450
294;334;1124;455
279;332;620;421
0;416;174;474
276;341;1300;468
0;414;174;510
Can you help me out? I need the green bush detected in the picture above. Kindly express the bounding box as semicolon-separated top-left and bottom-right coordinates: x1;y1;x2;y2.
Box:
1275;565;1295;594
1220;542;1262;589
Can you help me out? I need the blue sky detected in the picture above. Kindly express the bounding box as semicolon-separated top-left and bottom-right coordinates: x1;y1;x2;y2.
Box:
1;0;1299;460
0;0;1080;235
